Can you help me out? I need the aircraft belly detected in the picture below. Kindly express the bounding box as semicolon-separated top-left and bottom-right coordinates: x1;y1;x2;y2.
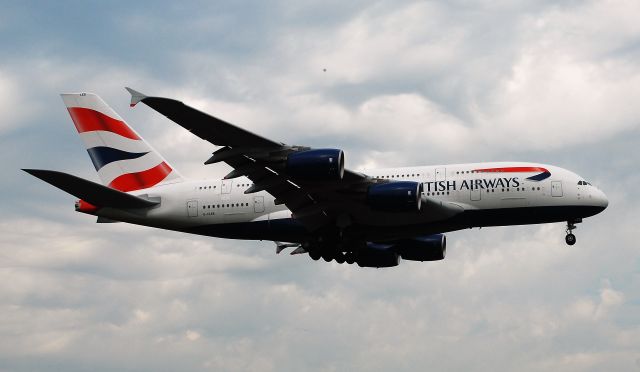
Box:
184;218;309;242
353;205;607;241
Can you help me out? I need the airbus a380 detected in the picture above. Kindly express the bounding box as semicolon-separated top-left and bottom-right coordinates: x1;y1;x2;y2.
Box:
24;89;608;268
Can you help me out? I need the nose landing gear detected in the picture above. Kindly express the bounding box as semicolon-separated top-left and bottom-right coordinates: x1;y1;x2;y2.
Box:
565;219;581;245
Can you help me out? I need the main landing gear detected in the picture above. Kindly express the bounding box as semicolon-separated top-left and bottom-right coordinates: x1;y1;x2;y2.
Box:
308;249;357;265
565;219;581;246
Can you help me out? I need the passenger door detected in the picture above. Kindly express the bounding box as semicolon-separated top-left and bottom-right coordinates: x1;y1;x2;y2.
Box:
187;200;199;217
470;189;481;201
551;181;563;197
221;179;233;194
253;196;265;213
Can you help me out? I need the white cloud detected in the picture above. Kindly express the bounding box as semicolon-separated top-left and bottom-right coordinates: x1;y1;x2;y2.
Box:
476;43;640;151
0;70;39;134
184;329;201;341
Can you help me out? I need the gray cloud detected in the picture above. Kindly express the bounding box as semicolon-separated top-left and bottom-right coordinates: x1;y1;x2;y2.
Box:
1;0;639;371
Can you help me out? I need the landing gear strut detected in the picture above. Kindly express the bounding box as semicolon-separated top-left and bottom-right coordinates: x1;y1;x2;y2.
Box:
565;220;579;246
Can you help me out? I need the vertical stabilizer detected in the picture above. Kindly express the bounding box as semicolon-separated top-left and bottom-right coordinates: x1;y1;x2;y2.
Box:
61;92;183;191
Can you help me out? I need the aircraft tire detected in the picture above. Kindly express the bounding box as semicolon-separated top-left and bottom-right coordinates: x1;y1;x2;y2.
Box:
565;233;576;246
345;252;356;265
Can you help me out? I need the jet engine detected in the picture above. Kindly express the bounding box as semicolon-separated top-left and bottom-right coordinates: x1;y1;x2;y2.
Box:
286;149;344;180
354;234;445;267
394;234;446;261
356;243;400;268
367;181;423;212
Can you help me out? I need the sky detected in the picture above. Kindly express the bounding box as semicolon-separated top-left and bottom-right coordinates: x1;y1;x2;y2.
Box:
1;0;639;371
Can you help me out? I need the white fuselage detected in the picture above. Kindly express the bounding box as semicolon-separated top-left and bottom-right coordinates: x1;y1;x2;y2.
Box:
93;162;608;243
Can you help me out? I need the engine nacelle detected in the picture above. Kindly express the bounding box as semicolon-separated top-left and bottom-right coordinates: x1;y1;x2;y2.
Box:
356;243;400;268
367;181;423;212
286;149;344;180
395;234;446;261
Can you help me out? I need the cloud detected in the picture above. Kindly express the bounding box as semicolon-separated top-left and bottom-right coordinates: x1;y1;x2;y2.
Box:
0;70;39;134
474;5;640;150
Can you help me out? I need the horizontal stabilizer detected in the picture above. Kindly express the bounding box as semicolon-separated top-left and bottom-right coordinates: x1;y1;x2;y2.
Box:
23;169;159;209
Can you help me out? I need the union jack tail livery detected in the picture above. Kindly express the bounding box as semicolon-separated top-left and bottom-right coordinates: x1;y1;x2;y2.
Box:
61;93;183;192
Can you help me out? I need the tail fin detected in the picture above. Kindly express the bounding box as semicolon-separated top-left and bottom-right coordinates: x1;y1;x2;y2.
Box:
61;92;183;192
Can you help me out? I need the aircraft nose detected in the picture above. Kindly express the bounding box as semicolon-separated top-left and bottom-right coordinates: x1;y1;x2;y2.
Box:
593;188;609;211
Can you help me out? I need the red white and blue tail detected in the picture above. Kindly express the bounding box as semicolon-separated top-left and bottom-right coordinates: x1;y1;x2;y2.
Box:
61;92;183;192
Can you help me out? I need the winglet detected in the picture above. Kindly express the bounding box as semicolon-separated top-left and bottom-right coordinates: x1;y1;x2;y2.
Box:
125;87;147;107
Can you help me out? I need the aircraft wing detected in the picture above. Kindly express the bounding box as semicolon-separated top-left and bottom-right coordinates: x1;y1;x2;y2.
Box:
126;87;280;148
126;88;460;231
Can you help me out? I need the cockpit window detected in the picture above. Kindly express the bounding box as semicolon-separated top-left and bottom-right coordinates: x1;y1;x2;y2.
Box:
578;180;592;186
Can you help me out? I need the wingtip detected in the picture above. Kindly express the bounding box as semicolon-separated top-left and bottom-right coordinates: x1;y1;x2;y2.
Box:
125;87;147;107
22;168;53;181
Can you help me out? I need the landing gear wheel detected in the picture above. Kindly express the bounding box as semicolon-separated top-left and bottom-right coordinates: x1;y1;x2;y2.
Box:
335;254;345;264
309;251;321;261
565;233;576;246
322;254;333;262
345;252;356;265
565;220;579;246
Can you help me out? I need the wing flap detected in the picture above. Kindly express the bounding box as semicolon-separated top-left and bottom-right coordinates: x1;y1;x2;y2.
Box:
23;169;159;209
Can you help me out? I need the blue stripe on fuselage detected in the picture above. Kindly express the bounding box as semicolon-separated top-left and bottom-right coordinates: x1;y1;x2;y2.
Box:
526;171;551;181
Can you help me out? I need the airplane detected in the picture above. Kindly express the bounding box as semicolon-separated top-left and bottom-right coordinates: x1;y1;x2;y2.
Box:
23;89;609;268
